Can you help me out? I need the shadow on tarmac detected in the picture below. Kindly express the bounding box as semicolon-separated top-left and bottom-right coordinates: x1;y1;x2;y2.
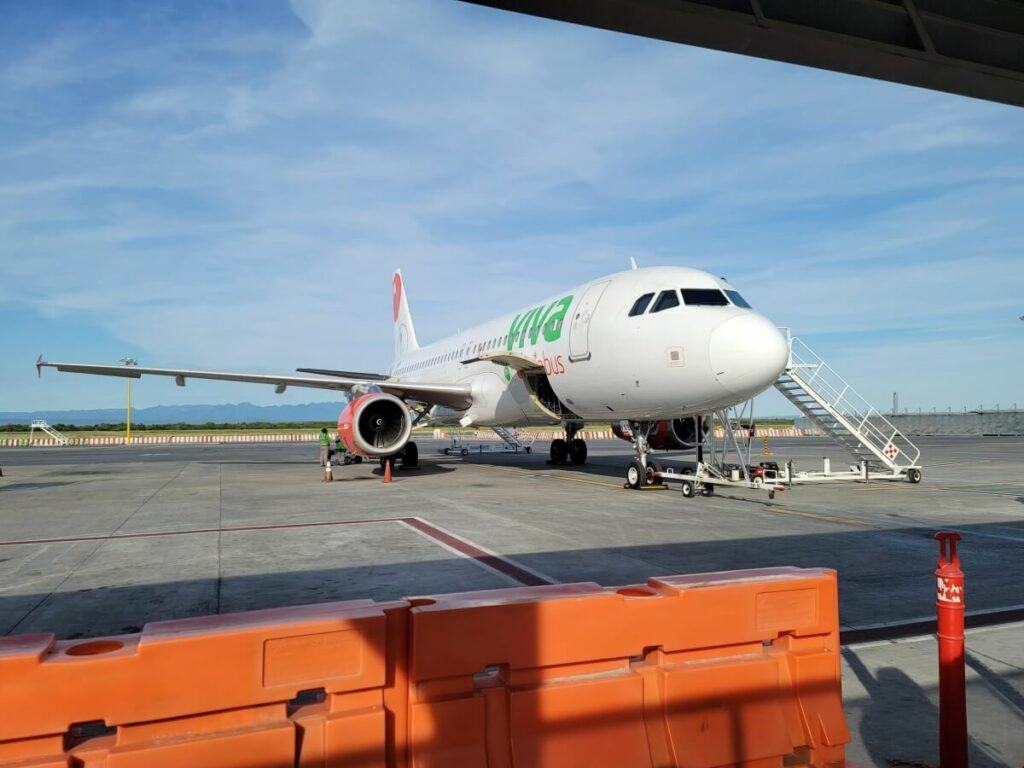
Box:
842;648;1013;768
0;481;79;492
4;518;1024;640
966;651;1024;717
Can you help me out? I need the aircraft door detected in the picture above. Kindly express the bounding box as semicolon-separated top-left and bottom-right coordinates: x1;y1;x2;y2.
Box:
568;280;610;362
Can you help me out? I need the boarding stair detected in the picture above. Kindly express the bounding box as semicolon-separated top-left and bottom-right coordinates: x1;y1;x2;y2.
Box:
775;334;920;474
28;420;70;446
491;426;536;452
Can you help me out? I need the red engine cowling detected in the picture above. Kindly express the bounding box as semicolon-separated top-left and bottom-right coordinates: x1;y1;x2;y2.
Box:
613;418;708;450
337;392;412;457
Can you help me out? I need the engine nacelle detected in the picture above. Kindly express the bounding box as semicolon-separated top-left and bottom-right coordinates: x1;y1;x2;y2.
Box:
337;392;412;457
613;418;708;450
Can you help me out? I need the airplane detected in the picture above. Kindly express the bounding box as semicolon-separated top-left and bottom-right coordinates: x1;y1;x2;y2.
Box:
37;265;789;489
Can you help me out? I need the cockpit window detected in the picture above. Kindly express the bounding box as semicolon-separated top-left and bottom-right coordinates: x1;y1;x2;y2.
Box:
651;290;681;313
628;293;654;317
681;288;729;306
725;290;751;308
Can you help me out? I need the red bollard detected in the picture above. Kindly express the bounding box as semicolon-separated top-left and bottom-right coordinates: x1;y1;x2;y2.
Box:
934;531;967;768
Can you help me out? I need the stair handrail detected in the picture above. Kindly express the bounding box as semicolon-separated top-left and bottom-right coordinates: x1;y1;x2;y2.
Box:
785;336;920;468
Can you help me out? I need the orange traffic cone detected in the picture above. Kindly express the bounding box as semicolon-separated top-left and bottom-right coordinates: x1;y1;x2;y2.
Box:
323;462;333;482
383;459;392;484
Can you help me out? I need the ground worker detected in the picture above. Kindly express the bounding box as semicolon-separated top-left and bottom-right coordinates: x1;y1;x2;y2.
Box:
318;427;331;467
332;436;344;464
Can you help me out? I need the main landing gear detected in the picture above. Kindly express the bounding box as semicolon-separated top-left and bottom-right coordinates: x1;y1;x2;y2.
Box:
624;420;662;490
549;423;588;466
380;441;419;471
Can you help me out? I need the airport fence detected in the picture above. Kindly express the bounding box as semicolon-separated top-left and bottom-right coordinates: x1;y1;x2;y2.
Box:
3;427;817;447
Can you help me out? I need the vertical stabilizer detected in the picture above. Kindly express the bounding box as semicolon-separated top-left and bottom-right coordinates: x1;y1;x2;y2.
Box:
392;269;420;362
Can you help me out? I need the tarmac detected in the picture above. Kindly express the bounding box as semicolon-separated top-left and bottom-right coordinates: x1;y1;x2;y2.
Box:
0;434;1021;766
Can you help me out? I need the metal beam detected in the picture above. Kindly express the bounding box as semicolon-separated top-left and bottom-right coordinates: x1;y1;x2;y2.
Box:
461;0;1024;107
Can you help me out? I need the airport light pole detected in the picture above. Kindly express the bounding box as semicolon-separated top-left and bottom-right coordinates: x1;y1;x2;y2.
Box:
120;357;138;445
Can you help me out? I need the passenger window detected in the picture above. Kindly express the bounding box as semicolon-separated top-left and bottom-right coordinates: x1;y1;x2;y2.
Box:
628;293;655;316
650;290;680;313
681;289;729;306
725;290;751;308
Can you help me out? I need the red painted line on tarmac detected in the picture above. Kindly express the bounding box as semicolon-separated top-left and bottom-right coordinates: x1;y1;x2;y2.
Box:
401;517;554;587
0;515;553;588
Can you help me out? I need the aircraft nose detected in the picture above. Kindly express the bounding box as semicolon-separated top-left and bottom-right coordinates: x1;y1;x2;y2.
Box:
709;314;789;397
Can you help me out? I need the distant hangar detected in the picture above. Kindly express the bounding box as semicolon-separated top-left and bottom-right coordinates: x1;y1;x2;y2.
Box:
462;0;1024;108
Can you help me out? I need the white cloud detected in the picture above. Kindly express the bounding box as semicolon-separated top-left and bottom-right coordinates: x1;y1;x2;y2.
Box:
1;0;1022;411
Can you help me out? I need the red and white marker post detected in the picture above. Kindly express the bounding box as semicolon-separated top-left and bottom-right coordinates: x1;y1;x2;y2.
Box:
934;531;967;768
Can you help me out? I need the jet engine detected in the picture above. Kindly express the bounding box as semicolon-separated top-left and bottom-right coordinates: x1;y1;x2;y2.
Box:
337;392;412;457
612;418;709;450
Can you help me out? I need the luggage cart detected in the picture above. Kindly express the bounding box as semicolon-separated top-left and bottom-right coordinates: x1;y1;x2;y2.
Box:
441;430;470;457
441;427;535;457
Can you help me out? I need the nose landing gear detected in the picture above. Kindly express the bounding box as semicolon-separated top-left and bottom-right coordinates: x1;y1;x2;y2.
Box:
623;420;663;489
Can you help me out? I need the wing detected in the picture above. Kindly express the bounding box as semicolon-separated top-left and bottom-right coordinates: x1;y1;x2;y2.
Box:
36;358;473;410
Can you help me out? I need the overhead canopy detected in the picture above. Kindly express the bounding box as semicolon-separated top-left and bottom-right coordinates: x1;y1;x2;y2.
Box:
461;0;1024;108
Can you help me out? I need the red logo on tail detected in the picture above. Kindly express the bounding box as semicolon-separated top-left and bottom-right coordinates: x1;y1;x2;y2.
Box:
392;273;402;322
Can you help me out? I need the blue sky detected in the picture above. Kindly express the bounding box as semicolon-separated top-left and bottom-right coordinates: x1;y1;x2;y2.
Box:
2;0;1022;415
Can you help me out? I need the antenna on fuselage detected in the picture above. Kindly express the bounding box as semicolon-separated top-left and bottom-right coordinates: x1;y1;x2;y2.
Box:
629;257;639;270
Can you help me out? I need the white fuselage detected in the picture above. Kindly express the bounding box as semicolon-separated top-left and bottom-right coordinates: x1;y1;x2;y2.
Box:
390;266;789;427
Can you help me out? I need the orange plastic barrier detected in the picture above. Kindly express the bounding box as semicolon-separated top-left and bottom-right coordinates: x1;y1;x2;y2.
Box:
0;599;409;767
0;567;848;767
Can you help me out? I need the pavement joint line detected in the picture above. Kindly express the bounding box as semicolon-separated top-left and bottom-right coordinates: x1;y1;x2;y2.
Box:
0;514;556;589
0;517;410;547
215;464;223;614
945;528;1024;544
472;460;882;528
761;505;875;528
469;462;624;489
4;461;195;635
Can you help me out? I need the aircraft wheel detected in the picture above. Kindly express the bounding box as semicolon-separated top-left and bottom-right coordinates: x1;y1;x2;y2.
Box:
443;447;451;456
461;447;469;456
646;459;661;485
907;468;922;484
403;441;419;468
626;460;644;490
568;438;587;465
550;438;568;464
681;480;695;498
700;484;714;497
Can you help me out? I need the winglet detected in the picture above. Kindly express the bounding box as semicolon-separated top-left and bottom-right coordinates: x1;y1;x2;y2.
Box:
35;355;44;379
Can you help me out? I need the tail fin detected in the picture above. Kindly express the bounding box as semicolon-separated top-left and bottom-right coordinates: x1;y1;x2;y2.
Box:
392;269;420;362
